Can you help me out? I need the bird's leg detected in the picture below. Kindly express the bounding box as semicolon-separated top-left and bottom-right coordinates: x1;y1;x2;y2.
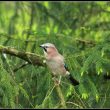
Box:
52;75;62;86
52;77;57;82
58;75;62;84
51;72;62;85
52;74;57;83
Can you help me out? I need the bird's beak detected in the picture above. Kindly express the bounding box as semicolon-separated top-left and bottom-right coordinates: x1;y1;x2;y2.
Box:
39;45;47;52
39;45;43;48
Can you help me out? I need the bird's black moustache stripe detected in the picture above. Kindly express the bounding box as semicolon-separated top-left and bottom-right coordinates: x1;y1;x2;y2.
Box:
43;47;47;52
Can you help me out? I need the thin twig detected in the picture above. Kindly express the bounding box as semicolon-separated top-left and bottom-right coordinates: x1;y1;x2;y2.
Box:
13;62;29;72
66;101;83;108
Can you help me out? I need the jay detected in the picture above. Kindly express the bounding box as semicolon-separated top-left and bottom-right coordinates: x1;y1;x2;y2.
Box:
40;43;79;86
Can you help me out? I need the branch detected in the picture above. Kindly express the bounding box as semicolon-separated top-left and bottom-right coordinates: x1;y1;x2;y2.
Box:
0;45;45;67
55;84;66;108
76;38;96;48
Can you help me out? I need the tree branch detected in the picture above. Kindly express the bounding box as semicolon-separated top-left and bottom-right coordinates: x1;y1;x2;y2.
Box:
55;84;66;108
0;45;45;67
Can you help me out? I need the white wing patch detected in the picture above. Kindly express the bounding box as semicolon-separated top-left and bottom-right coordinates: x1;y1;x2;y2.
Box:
66;71;70;75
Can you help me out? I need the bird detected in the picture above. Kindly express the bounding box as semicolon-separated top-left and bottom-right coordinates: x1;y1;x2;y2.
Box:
40;43;79;86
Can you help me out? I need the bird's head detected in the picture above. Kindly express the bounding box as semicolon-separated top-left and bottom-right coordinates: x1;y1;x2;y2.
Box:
40;43;58;57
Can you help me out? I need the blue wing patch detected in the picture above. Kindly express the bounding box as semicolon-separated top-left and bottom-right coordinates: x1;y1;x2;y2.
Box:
64;63;69;71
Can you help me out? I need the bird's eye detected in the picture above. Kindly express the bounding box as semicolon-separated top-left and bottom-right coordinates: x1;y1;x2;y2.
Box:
45;46;48;48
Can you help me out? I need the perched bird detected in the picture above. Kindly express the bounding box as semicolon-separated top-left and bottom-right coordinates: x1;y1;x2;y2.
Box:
40;43;79;86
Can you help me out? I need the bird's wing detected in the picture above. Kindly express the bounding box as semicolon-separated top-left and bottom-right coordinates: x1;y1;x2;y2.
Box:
64;63;69;71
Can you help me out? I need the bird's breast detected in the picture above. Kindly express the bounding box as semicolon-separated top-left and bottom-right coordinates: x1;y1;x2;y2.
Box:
46;58;66;76
47;60;59;70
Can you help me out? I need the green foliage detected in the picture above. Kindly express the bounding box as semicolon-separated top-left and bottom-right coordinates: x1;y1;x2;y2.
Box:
0;1;110;108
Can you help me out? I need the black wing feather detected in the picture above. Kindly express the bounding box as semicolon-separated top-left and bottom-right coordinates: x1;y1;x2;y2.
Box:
64;63;69;71
64;64;79;86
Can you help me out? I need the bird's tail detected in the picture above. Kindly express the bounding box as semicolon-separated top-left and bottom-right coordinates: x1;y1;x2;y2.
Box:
68;74;79;86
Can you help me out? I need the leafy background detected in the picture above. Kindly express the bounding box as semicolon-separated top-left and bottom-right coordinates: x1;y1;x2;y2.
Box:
0;1;110;108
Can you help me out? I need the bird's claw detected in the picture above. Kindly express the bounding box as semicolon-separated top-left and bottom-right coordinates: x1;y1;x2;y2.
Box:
52;77;60;86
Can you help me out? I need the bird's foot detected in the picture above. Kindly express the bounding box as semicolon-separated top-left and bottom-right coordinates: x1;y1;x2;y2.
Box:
52;77;60;86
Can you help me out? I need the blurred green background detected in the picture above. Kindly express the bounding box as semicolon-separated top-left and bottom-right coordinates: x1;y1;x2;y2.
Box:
0;1;110;108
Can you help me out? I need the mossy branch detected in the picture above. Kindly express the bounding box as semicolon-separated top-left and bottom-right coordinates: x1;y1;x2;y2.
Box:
0;45;66;108
0;45;45;67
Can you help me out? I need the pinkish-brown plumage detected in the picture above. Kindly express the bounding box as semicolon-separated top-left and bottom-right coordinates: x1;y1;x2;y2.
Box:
40;43;79;86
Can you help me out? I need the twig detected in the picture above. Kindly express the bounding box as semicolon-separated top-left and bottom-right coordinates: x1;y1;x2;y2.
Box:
66;101;83;108
13;62;29;72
